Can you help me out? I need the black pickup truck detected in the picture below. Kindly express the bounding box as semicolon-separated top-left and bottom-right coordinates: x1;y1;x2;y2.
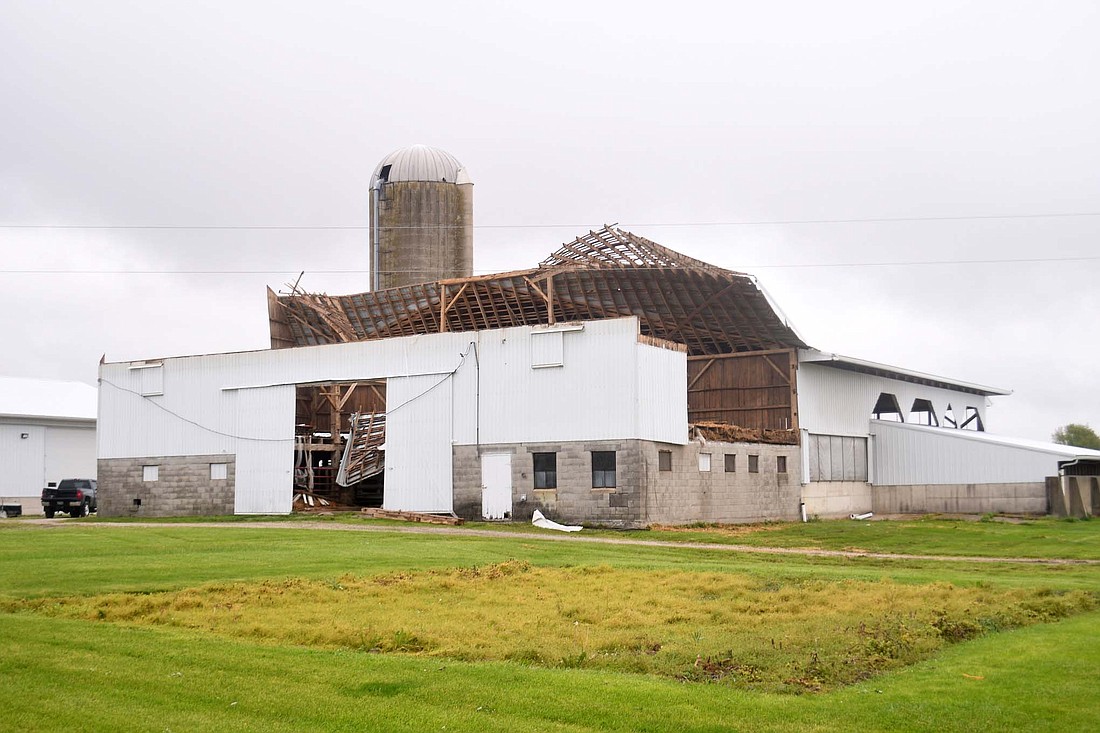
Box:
41;479;97;518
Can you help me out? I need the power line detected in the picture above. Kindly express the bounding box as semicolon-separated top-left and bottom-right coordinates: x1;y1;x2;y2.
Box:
3;211;1100;231
2;254;1099;276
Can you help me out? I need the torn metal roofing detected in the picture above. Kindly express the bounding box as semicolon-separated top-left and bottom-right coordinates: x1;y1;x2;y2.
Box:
270;226;807;356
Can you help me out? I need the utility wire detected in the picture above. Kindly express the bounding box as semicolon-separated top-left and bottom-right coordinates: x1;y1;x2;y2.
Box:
99;377;292;443
3;254;1099;276
97;343;475;441
3;211;1100;230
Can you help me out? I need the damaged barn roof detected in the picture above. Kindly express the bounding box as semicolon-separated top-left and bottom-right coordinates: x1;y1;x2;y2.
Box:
269;226;807;356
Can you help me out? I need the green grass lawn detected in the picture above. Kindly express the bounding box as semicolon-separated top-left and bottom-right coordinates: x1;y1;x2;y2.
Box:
2;520;1099;731
87;510;1100;560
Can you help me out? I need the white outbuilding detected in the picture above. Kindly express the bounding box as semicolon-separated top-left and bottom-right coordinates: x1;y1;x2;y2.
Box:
0;377;98;516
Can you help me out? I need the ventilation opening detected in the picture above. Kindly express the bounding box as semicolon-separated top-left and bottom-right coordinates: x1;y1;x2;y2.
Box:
872;393;904;422
961;406;985;431
943;404;957;428
378;164;392;183
908;398;939;426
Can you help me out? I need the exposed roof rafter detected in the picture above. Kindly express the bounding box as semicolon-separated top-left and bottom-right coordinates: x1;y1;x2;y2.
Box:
272;226;807;356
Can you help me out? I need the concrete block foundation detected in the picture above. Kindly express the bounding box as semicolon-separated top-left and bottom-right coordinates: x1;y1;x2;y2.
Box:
98;455;235;518
453;439;801;527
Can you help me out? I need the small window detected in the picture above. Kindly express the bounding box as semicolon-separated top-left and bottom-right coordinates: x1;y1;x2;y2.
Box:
210;463;228;481
777;456;787;474
698;453;712;472
658;450;672;471
143;465;159;482
724;454;736;473
592;451;616;489
533;452;557;489
748;455;759;473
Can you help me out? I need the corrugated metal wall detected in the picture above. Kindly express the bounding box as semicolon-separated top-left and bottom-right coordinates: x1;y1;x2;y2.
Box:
798;362;990;437
385;374;454;512
637;343;688;445
870;421;1065;485
1;424;45;497
99;316;688;514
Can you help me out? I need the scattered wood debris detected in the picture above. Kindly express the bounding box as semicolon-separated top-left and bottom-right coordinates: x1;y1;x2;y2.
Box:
293;492;358;512
690;421;799;445
361;508;464;525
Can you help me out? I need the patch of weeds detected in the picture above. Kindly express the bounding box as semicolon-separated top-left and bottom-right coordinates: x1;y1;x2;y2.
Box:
932;612;984;643
680;653;763;684
384;630;432;653
455;559;531;580
856;618;916;661
558;651;590;669
504;648;546;665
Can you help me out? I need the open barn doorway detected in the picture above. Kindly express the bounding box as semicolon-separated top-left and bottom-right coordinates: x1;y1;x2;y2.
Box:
293;381;386;512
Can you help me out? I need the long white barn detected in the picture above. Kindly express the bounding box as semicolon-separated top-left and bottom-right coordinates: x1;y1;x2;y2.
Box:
98;317;691;519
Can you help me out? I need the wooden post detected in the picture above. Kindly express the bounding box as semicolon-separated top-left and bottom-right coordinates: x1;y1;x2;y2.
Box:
547;274;555;325
439;284;448;332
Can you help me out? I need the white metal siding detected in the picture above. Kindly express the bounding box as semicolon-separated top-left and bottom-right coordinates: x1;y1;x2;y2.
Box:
98;317;689;514
636;343;688;445
385;374;453;512
871;421;1070;485
234;385;294;514
0;425;45;498
798;362;990;437
44;426;97;486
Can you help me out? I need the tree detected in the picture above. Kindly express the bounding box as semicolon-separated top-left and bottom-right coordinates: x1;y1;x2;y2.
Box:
1052;423;1100;450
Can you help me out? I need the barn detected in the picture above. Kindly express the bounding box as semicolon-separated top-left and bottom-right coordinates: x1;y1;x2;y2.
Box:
95;146;1100;522
97;228;1100;523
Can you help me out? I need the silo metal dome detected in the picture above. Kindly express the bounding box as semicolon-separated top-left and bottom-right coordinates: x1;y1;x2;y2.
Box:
369;144;474;291
370;144;472;186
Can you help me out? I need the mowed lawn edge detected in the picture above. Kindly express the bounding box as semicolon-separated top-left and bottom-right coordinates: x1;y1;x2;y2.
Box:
4;524;1100;601
2;608;1098;732
53;511;1100;561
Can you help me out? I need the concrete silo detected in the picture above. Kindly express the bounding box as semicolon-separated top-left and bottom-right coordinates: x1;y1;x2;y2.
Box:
369;144;473;290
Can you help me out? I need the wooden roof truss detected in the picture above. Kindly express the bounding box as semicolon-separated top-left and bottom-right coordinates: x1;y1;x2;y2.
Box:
272;226;806;356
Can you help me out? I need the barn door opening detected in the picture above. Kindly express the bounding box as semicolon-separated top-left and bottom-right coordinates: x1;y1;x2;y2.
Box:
293;380;386;511
480;453;512;520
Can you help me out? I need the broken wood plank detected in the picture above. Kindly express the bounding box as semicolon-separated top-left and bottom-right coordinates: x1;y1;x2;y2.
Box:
361;508;464;525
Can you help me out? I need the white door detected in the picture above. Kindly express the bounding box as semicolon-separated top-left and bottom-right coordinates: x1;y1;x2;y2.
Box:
481;453;512;520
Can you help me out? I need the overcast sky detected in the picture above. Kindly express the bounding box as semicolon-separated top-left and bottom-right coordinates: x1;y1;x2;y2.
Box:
2;1;1097;441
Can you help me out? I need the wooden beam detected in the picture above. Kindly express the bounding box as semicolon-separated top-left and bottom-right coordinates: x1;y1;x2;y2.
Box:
687;348;798;361
687;359;716;390
337;383;359;411
761;354;792;384
546;274;555;325
789;351;800;433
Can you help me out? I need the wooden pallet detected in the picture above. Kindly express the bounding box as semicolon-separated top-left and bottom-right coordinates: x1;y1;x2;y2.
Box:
361;508;463;526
